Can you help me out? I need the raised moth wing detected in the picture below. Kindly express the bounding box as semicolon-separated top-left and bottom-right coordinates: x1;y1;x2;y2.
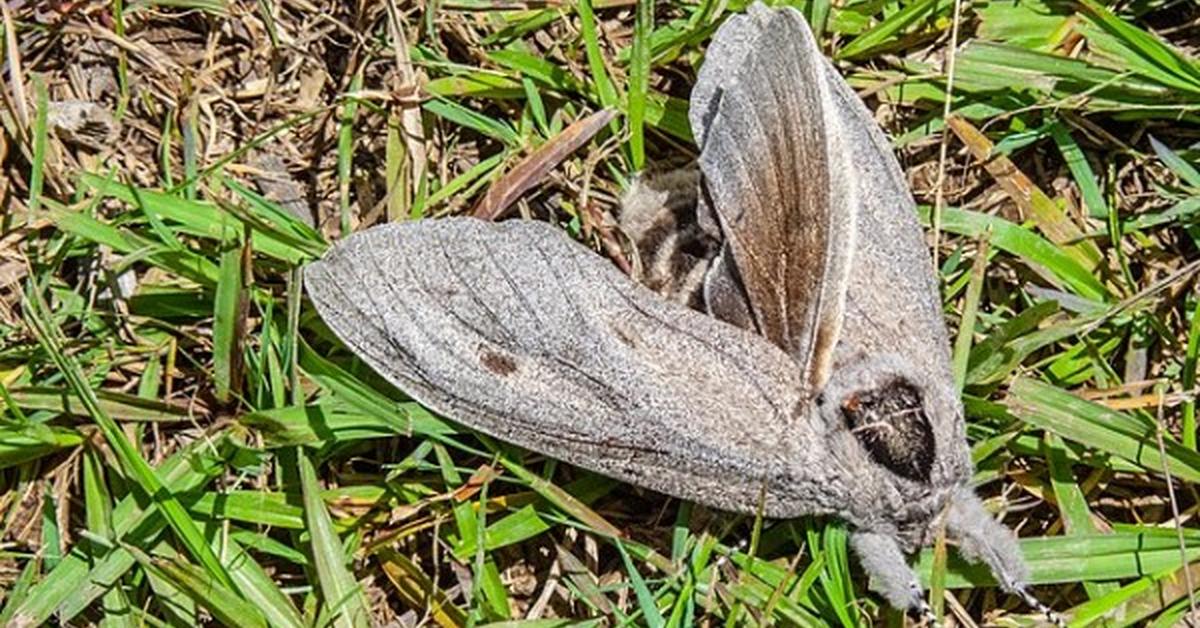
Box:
689;3;969;490
694;5;856;393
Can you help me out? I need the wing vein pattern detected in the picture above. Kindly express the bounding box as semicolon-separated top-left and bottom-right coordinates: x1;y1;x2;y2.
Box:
696;6;856;394
305;218;833;516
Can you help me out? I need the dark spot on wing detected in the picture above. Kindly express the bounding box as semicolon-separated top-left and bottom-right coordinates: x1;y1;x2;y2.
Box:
479;346;517;376
841;379;934;482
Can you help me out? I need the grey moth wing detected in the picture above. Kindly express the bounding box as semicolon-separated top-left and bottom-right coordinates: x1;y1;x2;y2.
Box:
810;26;970;486
696;6;855;393
822;60;959;407
305;218;839;518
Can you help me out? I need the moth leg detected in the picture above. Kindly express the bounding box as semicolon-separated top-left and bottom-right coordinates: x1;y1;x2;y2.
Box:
947;490;1066;627
946;489;1028;588
850;531;933;622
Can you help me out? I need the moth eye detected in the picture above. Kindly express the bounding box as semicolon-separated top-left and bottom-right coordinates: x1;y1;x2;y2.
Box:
840;380;934;482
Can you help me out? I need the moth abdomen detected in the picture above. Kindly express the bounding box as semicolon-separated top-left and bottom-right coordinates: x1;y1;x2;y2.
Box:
840;379;935;482
618;169;718;309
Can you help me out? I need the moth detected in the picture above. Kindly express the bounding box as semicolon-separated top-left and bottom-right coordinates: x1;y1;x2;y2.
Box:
306;3;1057;620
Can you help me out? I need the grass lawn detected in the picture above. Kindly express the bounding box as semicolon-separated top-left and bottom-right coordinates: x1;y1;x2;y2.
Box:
2;0;1200;625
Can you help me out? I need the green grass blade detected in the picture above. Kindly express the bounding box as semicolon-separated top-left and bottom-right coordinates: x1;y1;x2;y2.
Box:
338;71;363;236
28;74;48;217
0;556;41;626
46;200;222;285
578;0;620;111
298;449;369;628
454;504;552;559
39;485;62;569
212;226;245;403
8;386;191;422
184;490;304;529
224;537;307;628
917;530;1200;587
83;446;137;628
78;173;319;264
424;98;520;146
1077;0;1200;92
627;0;654;168
919;205;1108;303
1183;294;1200;450
1067;560;1200;627
130;547;268;628
377;548;469;626
1149;136;1200;189
617;540;665;627
23;288;237;591
11;436;232;624
385;109;409;221
1049;122;1107;219
241;402;454;447
838;0;952;60
1008;377;1200;483
0;425;83;469
1043;433;1119;599
952;237;989;390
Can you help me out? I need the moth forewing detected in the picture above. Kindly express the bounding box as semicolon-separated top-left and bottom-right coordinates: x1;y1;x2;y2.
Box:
305;218;839;519
694;7;854;398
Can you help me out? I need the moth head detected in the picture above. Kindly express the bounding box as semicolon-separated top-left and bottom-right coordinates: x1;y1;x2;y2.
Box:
814;353;972;550
815;357;1054;620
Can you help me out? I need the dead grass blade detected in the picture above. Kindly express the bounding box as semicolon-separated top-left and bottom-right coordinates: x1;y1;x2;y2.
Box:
472;109;617;220
946;115;1106;280
377;548;468;627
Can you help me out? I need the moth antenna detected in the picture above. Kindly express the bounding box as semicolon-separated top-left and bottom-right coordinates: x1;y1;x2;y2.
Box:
1014;586;1067;627
946;490;1067;625
914;594;939;627
849;419;896;435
